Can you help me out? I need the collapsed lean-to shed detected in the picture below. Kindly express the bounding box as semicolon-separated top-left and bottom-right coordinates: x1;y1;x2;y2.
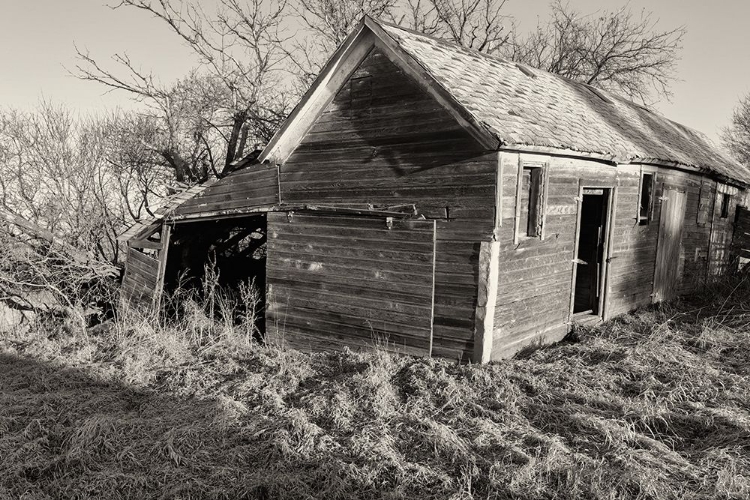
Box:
121;17;750;362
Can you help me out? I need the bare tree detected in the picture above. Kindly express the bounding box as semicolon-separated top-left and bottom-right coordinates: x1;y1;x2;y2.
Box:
293;0;683;103
297;0;398;47
104;113;173;222
74;0;293;181
723;94;750;167
289;0;399;88
291;0;510;86
399;0;510;53
0;103;146;264
0;211;119;331
505;1;685;103
78;0;686;185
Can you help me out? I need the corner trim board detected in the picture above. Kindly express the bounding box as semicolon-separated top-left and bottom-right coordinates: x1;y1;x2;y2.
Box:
473;241;499;363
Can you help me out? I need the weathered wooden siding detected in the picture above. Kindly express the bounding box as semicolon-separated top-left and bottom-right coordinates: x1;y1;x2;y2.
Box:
708;183;742;276
493;154;615;358
265;212;436;356
279;48;497;361
171;164;279;219
490;152;736;360
654;170;713;296
732;207;750;270
122;247;160;306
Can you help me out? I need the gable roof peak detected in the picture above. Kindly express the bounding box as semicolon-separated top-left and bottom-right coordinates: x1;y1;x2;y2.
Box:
258;16;748;185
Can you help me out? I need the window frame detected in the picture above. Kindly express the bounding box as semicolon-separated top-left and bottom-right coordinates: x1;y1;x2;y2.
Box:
720;193;731;219
514;158;549;243
637;169;656;226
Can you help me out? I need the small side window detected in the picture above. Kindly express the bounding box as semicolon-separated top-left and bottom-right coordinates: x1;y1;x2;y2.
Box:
638;173;654;225
720;193;731;219
519;166;544;237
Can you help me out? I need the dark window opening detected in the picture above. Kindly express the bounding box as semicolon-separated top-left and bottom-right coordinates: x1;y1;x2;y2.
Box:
573;191;610;315
720;193;731;219
639;173;654;225
520;166;544;237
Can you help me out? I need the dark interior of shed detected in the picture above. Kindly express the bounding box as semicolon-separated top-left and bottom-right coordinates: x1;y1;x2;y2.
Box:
573;191;609;315
163;214;267;332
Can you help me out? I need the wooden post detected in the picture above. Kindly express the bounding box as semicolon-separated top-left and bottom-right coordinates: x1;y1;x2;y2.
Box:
601;186;617;321
473;241;499;363
153;223;172;310
428;219;437;357
494;152;503;237
513;157;524;245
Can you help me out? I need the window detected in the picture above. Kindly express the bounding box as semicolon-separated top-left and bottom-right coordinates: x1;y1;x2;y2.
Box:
519;166;544;237
720;193;731;219
638;172;654;225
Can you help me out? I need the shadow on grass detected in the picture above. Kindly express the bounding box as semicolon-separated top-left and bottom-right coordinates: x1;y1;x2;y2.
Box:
0;352;279;500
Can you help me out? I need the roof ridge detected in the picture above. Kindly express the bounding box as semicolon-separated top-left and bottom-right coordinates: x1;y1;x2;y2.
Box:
371;17;748;183
375;18;662;119
371;17;513;65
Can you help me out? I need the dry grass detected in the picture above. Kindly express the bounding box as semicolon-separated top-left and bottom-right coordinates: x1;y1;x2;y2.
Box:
1;278;750;499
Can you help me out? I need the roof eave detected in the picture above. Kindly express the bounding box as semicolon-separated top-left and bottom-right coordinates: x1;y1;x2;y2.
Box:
500;143;749;188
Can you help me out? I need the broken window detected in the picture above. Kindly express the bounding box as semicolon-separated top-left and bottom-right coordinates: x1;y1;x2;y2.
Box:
720;193;731;219
638;172;654;225
519;166;544;238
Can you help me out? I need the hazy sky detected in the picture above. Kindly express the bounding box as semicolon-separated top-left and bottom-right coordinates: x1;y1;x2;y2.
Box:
1;0;748;142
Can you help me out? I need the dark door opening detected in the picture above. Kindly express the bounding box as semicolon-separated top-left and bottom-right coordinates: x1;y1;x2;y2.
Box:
163;214;267;335
573;189;610;316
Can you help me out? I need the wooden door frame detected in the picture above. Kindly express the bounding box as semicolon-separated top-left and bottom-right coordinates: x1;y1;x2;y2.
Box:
569;183;617;321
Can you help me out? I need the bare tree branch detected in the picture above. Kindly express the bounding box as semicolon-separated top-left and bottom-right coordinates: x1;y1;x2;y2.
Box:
506;1;685;104
723;94;750;167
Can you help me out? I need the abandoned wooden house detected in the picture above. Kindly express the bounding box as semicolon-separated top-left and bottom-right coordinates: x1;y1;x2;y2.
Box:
120;17;750;363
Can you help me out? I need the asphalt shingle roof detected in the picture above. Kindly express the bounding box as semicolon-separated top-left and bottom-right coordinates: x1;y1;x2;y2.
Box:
377;20;750;184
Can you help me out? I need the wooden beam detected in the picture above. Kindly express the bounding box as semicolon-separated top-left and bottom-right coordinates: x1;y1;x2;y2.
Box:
128;238;162;250
540;161;551;240
601;186;617;321
237;234;267;258
428;219;437;358
493;151;503;238
473;241;499;363
513;156;524;245
0;208;118;277
212;227;256;254
153;223;172;310
568;182;585;322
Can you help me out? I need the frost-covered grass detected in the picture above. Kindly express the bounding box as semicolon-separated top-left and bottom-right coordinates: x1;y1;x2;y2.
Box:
1;278;749;499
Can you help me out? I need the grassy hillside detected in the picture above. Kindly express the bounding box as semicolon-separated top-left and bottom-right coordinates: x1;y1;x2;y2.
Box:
1;279;749;499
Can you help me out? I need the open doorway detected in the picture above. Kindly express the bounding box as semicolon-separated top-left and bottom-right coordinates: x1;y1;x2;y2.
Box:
572;188;611;317
163;214;267;334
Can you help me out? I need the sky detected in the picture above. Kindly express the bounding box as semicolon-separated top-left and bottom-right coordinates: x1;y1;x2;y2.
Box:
1;0;749;142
